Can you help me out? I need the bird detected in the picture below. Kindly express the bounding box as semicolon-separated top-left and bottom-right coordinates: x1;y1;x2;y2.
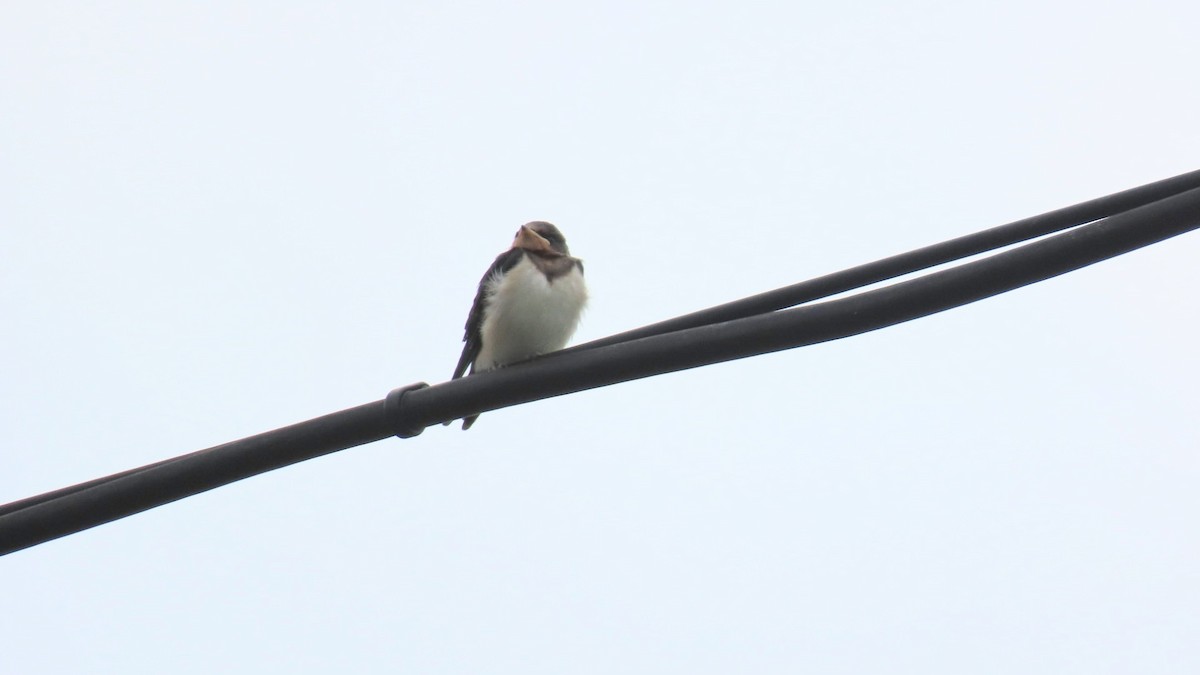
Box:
448;221;588;429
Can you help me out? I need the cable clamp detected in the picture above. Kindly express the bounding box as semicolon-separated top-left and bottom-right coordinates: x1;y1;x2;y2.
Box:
385;382;431;439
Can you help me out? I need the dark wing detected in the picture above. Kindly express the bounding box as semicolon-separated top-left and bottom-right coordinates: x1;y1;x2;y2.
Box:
451;248;524;380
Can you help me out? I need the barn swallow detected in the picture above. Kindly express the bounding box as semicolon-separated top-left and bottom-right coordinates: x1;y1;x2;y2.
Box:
449;222;588;429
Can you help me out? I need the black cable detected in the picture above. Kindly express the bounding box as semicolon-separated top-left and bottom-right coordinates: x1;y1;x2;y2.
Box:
1;401;394;555
6;168;1198;519
2;179;1198;556
0;450;212;519
569;168;1200;351
397;185;1200;426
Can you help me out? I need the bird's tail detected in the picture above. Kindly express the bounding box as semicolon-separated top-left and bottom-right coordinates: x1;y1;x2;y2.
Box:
442;414;479;429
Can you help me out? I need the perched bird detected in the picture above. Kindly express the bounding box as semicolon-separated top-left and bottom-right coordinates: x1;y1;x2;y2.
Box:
449;221;588;429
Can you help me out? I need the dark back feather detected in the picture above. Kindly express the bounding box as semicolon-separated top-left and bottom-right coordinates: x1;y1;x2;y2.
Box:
451;248;525;380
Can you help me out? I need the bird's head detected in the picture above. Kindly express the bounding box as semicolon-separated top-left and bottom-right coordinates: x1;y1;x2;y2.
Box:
511;221;570;256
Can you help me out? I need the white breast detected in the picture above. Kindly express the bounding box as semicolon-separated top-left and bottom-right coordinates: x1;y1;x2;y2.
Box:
474;256;587;371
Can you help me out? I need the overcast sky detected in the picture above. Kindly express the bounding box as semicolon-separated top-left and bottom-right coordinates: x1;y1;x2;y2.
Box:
3;2;1198;673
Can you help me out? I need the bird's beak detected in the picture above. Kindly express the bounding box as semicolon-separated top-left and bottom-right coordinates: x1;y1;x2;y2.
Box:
512;225;552;253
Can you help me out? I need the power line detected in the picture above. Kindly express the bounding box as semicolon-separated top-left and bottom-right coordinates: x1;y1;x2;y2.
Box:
568;168;1200;351
2;172;1199;556
403;183;1200;425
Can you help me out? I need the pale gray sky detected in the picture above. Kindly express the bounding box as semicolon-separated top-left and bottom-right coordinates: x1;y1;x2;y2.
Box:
3;2;1198;673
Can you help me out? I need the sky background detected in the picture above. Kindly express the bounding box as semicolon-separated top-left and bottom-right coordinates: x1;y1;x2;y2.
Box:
3;2;1198;673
